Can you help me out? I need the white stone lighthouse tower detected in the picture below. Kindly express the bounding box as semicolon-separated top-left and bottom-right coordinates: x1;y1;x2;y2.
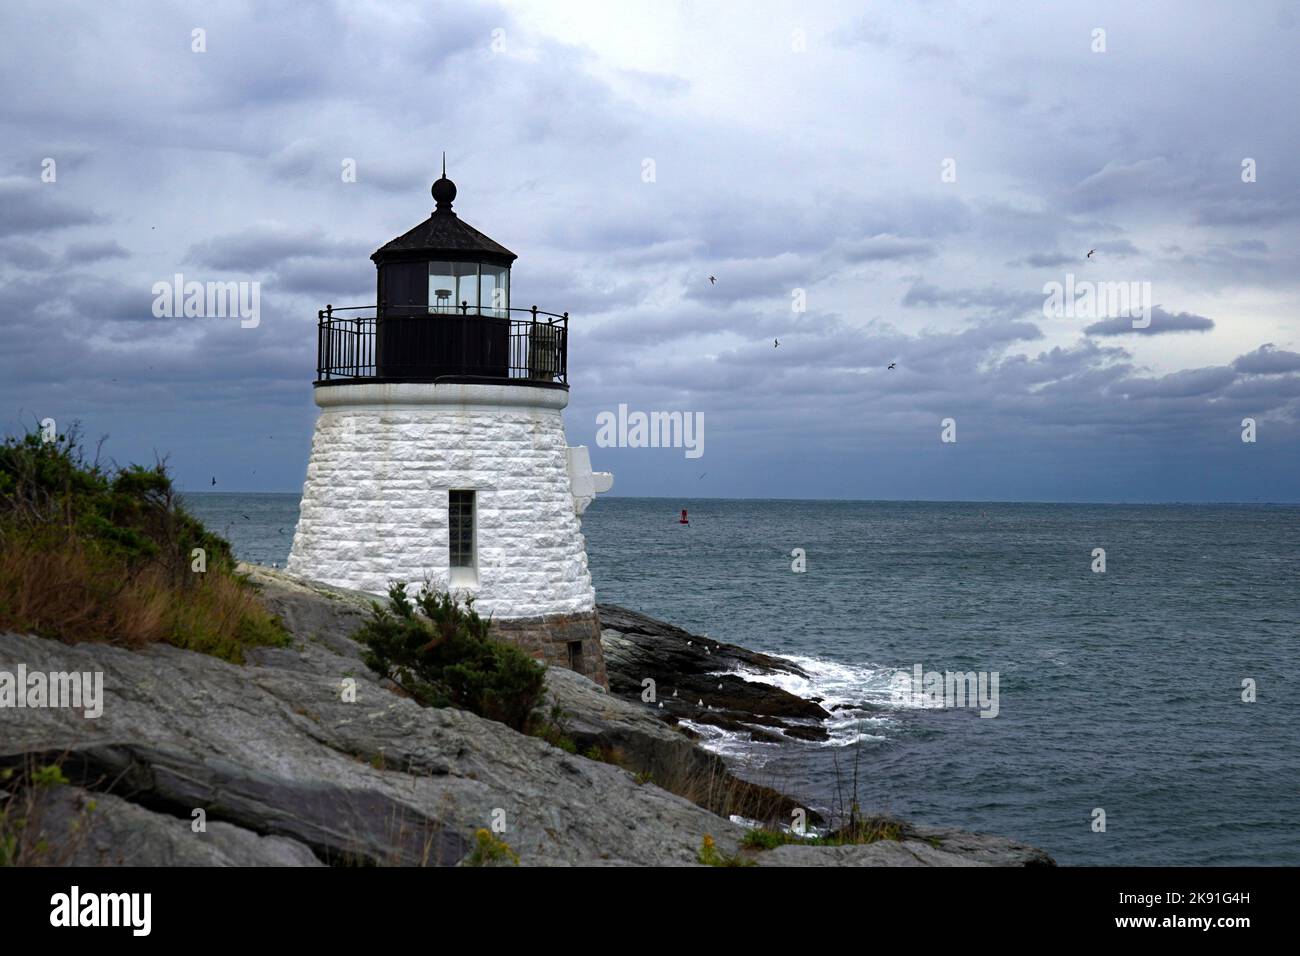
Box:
288;168;612;684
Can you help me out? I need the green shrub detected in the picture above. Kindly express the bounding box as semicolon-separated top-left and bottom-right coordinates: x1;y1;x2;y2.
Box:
463;828;519;867
740;815;908;851
696;834;754;867
529;702;578;752
354;582;546;732
0;427;287;662
741;827;794;850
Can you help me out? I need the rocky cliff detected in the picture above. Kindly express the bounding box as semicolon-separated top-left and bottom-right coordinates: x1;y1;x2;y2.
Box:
0;567;1053;866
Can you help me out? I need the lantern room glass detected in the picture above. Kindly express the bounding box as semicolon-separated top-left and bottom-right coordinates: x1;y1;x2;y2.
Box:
428;262;510;315
480;264;509;317
428;261;477;313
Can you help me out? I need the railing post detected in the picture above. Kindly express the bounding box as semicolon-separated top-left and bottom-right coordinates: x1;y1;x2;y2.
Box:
317;310;324;380
323;302;332;378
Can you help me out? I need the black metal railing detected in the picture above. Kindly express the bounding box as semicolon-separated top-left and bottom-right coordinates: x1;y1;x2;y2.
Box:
315;304;568;387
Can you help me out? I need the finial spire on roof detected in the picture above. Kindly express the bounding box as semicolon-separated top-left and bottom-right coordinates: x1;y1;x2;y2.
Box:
431;153;456;213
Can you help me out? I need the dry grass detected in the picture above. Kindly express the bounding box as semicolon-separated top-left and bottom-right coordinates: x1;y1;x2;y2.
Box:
0;529;286;663
582;733;810;827
0;429;287;663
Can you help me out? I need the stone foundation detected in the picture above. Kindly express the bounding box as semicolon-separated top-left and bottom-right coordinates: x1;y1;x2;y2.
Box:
491;610;607;689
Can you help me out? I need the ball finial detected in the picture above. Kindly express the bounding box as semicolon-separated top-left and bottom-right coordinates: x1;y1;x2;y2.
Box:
432;151;456;211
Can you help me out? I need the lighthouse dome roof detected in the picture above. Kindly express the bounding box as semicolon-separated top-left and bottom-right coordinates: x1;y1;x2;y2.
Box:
371;171;517;266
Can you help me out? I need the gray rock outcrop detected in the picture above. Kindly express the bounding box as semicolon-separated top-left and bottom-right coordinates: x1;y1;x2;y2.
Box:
0;567;1053;866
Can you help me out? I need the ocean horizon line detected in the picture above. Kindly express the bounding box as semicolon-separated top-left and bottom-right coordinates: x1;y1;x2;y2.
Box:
177;490;1300;507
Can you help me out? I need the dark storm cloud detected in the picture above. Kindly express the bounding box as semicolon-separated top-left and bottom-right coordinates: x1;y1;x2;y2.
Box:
1119;365;1236;399
0;238;55;270
1;0;1297;501
186;226;367;272
270;259;373;299
1233;344;1300;375
1084;308;1215;337
0;178;100;236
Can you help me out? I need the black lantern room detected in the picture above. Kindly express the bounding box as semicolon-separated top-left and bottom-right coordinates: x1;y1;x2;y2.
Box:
315;162;567;387
372;167;517;317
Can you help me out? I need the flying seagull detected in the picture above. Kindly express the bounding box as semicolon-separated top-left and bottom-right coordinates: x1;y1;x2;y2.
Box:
888;362;896;370
210;476;216;486
1086;249;1095;259
708;275;716;285
774;338;779;348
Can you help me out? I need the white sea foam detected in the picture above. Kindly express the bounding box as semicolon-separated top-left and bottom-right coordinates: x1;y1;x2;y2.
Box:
714;655;918;708
699;654;918;750
677;719;777;765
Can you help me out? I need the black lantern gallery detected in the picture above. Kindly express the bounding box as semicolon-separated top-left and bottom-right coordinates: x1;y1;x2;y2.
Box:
315;165;568;386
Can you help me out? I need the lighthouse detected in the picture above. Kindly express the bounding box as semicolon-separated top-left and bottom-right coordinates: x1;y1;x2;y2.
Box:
288;166;613;685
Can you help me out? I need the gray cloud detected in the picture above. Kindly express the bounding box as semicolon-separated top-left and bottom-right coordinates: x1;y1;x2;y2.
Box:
0;178;99;236
1085;307;1215;337
1119;365;1237;399
0;238;55;270
901;279;1041;316
1;0;1297;502
1092;239;1141;258
186;226;368;272
1010;252;1076;268
1234;343;1300;375
839;235;937;263
64;239;130;264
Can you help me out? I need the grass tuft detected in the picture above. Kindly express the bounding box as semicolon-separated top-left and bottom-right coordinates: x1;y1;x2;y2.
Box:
0;428;287;662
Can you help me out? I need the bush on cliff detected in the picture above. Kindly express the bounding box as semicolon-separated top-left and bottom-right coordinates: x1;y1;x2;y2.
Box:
0;427;288;662
354;583;546;732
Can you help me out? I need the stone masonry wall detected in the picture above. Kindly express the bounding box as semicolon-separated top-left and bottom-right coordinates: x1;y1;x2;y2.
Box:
490;610;607;688
288;384;597;621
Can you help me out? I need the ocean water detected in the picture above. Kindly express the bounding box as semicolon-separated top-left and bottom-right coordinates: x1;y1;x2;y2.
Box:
183;492;1300;866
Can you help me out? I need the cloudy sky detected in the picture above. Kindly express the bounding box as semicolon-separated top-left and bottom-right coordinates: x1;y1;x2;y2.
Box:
3;0;1298;501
